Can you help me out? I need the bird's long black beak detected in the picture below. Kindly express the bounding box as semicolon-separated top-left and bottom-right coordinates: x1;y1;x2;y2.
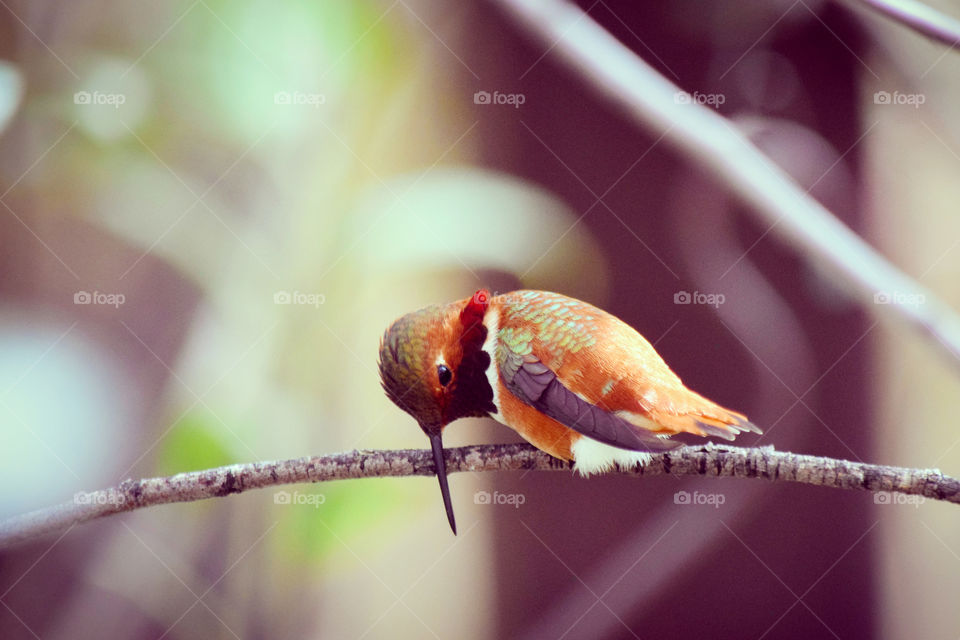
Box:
429;432;457;535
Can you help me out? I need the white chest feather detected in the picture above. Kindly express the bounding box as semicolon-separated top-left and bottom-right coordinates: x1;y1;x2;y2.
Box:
481;307;506;426
571;437;653;476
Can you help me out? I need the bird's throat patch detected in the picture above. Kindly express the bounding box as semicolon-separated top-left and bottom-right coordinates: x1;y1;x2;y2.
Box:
449;326;496;420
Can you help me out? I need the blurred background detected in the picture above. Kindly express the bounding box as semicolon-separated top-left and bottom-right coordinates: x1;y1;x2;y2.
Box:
1;0;959;638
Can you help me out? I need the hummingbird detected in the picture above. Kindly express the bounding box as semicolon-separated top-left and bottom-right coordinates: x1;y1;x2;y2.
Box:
378;289;759;533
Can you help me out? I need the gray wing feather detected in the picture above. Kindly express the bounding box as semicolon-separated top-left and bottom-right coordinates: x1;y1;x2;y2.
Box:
498;348;524;385
505;359;679;453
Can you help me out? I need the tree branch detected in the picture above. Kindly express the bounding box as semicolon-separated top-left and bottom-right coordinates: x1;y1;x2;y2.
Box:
1;443;957;549
493;0;960;375
845;0;960;47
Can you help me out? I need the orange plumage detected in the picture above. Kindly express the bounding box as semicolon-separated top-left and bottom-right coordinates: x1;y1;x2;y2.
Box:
484;290;757;465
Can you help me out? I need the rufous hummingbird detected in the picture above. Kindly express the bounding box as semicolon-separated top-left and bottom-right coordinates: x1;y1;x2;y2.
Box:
378;289;759;533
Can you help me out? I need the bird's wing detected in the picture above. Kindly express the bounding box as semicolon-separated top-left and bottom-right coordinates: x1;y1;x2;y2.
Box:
494;290;759;445
497;343;679;452
494;292;678;452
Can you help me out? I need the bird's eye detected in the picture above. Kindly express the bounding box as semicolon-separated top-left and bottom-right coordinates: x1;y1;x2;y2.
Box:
437;364;452;387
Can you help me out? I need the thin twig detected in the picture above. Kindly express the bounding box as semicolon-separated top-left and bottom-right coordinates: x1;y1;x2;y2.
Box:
493;0;960;374
845;0;960;47
1;443;956;549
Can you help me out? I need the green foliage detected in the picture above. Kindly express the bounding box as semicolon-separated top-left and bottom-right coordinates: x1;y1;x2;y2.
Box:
156;410;235;475
273;478;412;564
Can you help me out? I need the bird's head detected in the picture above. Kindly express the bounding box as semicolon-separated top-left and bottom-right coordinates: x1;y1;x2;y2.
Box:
378;289;494;533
